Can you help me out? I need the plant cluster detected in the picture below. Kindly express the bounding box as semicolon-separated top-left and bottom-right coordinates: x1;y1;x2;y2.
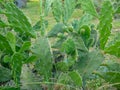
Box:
0;0;120;90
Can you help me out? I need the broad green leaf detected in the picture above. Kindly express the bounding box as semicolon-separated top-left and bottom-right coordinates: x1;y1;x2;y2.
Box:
48;23;65;37
73;35;88;52
63;0;76;23
0;34;13;54
0;66;12;82
6;32;16;52
61;38;76;55
80;0;98;17
4;3;35;37
98;1;113;49
11;53;23;86
32;37;53;81
74;50;104;77
69;71;82;87
19;41;31;52
105;41;120;58
52;0;62;22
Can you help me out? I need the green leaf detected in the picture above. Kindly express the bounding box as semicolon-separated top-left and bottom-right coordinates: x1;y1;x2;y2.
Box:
56;55;77;72
32;37;53;81
6;32;16;52
52;0;62;22
52;37;66;49
57;73;70;85
0;66;12;82
107;63;120;72
105;41;120;58
0;34;13;54
97;71;120;89
80;0;98;17
69;71;82;87
63;0;76;23
115;6;120;13
3;55;11;63
0;20;8;28
56;61;69;71
23;55;37;64
44;0;53;16
32;20;48;31
73;36;88;52
78;14;93;28
4;3;35;37
98;1;113;49
75;50;104;78
11;53;23;86
88;28;98;47
72;14;93;31
48;23;65;37
19;41;31;52
79;25;91;46
21;65;41;90
61;38;76;55
80;25;90;39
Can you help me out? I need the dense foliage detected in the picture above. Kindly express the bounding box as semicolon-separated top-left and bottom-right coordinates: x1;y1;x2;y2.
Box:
0;0;120;90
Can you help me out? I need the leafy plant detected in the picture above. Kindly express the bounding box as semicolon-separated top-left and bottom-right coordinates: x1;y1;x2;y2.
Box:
0;0;120;90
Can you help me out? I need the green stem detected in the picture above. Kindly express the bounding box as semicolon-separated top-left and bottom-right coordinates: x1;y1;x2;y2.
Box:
39;0;45;36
